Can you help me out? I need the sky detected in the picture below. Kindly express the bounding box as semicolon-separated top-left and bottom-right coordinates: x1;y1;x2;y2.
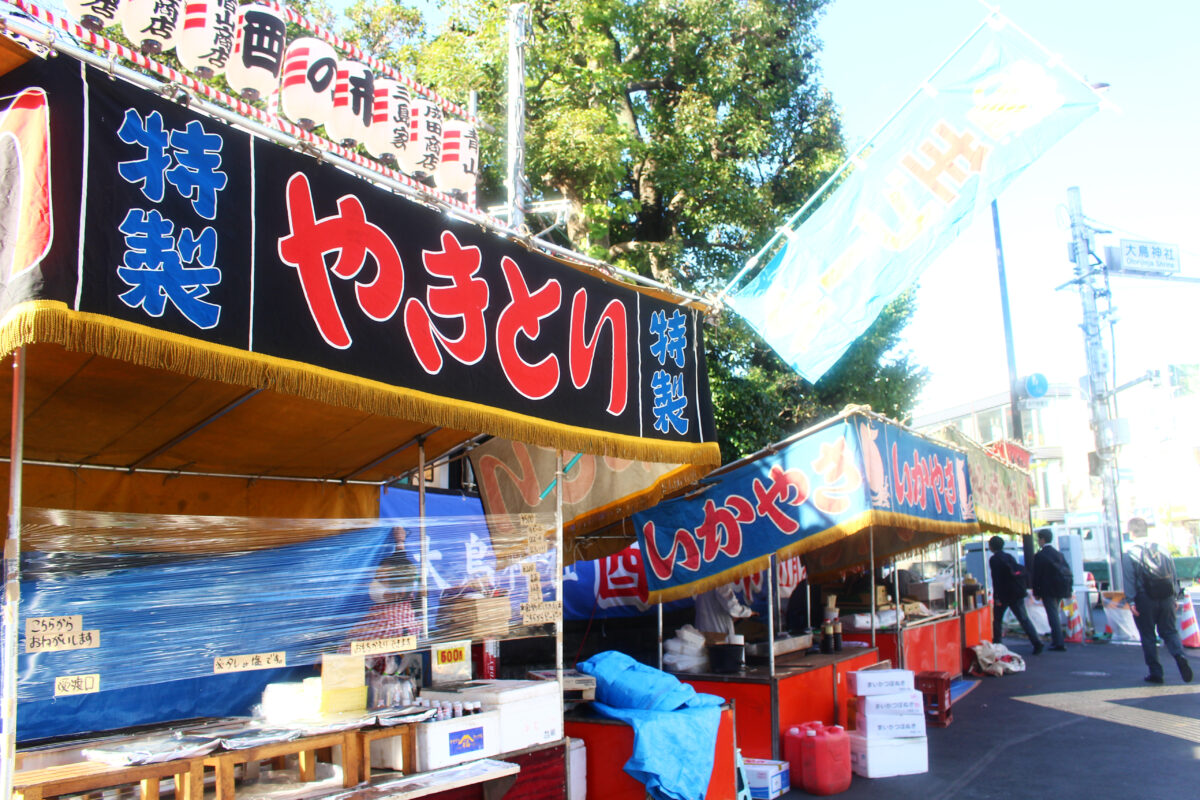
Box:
814;0;1200;416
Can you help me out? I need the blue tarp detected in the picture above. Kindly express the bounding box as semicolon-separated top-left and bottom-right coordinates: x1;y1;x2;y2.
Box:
577;651;723;800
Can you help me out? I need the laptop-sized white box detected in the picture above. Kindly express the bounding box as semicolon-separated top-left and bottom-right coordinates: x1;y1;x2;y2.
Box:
855;710;926;739
848;732;928;778
846;668;914;696
858;689;924;716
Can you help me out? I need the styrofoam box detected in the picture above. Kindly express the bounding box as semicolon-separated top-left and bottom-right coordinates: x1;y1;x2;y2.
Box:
846;669;914;697
857;690;924;716
422;679;563;751
848;732;928;778
854;710;926;739
742;758;790;799
567;737;586;800
414;710;501;771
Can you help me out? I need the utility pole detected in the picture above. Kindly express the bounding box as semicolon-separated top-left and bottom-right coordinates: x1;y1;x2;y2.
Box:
1067;187;1123;591
506;3;530;234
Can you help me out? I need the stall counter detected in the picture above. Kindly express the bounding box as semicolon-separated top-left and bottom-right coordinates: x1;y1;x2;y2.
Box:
961;604;993;673
564;705;736;800
842;612;963;679
675;648;879;761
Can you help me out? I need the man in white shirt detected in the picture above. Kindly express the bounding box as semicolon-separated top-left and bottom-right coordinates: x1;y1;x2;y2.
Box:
694;582;755;638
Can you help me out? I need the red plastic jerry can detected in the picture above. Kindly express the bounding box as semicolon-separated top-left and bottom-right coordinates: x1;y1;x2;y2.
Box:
799;724;852;795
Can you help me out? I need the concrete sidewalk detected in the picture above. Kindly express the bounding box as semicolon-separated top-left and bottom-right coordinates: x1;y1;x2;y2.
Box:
780;636;1200;800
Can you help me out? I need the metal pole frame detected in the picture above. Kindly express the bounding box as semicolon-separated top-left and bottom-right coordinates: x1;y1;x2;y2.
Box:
555;451;564;680
869;528;876;648
506;3;529;234
418;440;429;641
2;347;26;798
767;556;776;680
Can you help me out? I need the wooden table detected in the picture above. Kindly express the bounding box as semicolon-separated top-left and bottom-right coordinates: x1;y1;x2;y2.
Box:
203;731;361;800
13;757;204;800
356;724;417;781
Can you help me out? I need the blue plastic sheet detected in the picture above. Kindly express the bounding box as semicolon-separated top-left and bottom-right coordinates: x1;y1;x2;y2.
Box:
577;651;723;800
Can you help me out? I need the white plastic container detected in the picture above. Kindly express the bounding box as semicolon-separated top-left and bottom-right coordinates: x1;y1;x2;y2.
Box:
857;689;924;716
846;668;914;696
414;710;501;771
422;679;563;751
567;737;586;800
854;710;926;739
848;732;928;778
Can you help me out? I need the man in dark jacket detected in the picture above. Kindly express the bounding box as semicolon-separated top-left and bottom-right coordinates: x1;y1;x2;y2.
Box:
1123;518;1192;684
989;535;1042;655
1032;528;1071;651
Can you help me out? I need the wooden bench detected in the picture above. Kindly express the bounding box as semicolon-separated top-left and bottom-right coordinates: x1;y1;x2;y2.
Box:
203;730;361;800
355;723;417;781
13;757;204;800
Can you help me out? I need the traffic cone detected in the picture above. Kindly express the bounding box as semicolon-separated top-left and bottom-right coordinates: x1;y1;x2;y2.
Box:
1063;596;1085;644
1177;595;1200;648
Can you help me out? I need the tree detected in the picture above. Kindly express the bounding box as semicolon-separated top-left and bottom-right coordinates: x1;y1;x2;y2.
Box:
337;0;927;459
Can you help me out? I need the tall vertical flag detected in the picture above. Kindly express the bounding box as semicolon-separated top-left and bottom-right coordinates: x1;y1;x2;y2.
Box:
725;16;1104;383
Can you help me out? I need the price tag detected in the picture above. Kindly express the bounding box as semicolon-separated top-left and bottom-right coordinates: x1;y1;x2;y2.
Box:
349;636;418;656
520;561;540;575
520;514;548;555
520;601;561;626
26;629;100;653
54;674;100;696
526;573;542;596
213;651;286;673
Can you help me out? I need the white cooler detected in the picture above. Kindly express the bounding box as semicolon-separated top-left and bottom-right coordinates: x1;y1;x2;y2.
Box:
422;679;564;751
413;710;501;771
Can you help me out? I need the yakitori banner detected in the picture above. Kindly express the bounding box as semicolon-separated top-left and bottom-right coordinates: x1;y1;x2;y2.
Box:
634;412;979;602
0;57;717;465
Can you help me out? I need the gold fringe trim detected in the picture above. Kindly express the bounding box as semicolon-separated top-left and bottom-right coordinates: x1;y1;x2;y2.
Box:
0;302;721;468
647;555;772;605
977;508;1031;536
563;463;707;539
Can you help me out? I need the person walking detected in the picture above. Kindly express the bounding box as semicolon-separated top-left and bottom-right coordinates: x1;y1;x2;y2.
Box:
1032;528;1072;651
988;535;1042;655
1123;519;1193;684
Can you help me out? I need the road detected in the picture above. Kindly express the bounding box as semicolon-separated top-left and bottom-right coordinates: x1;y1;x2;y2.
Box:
780;636;1200;799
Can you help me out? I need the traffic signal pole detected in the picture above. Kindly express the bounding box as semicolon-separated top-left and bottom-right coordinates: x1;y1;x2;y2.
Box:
1067;187;1124;591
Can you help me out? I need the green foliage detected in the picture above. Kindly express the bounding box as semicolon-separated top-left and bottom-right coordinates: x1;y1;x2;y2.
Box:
329;0;927;459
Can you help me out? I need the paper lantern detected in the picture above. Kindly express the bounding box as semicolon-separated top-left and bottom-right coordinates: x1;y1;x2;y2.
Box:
406;96;444;180
324;60;375;147
176;0;238;79
118;0;183;55
224;3;287;102
280;37;338;131
435;120;479;200
63;0;119;32
363;78;409;166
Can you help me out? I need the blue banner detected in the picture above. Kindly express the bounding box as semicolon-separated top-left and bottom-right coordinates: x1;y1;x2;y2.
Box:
634;413;977;600
728;18;1101;382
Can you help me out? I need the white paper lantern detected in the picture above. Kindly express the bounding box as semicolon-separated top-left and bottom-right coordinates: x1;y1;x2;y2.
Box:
64;0;119;32
280;37;338;131
324;60;375;147
224;4;287;102
406;96;444;180
435;120;479;199
119;0;183;55
362;78;406;165
176;0;238;79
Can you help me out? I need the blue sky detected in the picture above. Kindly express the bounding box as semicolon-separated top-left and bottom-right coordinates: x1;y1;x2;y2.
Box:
815;1;1200;414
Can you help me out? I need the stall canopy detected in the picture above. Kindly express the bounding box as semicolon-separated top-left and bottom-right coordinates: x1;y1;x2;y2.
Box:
934;427;1033;536
0;54;719;528
632;408;980;603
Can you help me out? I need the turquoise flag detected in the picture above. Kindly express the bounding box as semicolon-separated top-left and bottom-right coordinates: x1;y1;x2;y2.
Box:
727;17;1101;383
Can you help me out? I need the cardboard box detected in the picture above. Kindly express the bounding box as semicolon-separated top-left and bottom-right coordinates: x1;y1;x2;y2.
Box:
436;592;512;640
847;668;914;697
742;758;789;799
414;710;501;771
422;679;563;751
857;690;924;717
320;685;367;714
854;710;926;739
848;732;928;778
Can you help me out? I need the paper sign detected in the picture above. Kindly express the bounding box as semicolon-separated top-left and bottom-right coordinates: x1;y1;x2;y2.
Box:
525;532;548;555
213;651;286;673
520;601;561;626
520;561;540;575
431;639;472;684
322;653;366;689
526;573;542;596
54;674;100;696
27;615;82;636
349;636;417;656
26;629;100;653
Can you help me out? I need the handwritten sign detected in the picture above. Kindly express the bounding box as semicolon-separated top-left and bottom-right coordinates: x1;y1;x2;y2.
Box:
520;601;561;626
26;629;100;653
213;651;286;673
526;573;542;597
54;674;100;696
349;636;417;656
520;514;548;555
27;615;82;636
520;561;540;575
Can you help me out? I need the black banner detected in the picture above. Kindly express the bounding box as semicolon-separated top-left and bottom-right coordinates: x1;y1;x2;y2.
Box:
0;57;715;451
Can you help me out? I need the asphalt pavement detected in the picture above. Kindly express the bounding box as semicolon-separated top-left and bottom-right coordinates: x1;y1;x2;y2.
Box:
780;634;1200;800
